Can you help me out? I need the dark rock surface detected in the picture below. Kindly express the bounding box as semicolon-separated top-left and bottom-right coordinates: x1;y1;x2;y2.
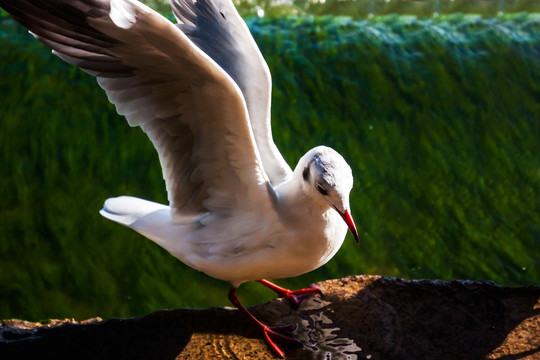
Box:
1;275;539;359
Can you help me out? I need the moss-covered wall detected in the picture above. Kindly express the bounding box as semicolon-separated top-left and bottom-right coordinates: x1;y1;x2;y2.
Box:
0;14;539;321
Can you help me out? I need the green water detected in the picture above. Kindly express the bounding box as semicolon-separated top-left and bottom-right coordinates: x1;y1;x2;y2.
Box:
0;14;539;322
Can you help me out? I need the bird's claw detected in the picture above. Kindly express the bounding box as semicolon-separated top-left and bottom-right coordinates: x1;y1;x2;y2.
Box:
284;283;323;307
270;323;297;333
262;324;301;358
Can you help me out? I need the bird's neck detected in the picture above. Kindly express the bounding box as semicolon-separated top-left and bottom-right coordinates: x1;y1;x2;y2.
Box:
274;169;328;226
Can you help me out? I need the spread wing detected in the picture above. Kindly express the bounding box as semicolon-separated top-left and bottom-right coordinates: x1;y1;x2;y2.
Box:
170;0;293;185
0;0;276;222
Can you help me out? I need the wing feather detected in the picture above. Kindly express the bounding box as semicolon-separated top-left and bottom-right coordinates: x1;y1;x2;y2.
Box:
170;0;293;185
1;0;274;222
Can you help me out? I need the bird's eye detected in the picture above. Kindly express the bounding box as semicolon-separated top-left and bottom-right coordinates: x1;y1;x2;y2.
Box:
303;167;310;182
317;184;328;196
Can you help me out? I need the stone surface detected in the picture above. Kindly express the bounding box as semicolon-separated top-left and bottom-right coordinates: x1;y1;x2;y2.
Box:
1;275;539;359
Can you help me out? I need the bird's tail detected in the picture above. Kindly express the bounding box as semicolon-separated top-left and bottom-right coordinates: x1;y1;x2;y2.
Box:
99;195;210;273
99;196;193;261
99;196;169;227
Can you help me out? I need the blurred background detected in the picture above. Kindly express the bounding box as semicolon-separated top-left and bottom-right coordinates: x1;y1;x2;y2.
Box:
0;0;539;322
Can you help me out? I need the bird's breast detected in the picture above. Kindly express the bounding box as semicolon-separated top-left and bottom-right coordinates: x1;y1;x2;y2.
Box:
277;207;348;275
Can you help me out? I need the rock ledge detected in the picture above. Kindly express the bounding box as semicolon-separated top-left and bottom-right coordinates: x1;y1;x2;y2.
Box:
1;275;539;359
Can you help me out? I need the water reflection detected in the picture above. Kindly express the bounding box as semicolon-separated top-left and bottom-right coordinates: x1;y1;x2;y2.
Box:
284;296;364;359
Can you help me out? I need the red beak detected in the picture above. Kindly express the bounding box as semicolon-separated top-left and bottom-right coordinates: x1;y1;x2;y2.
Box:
335;208;359;245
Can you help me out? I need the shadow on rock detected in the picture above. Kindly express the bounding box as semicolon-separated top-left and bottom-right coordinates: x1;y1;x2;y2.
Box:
280;276;540;360
1;276;539;360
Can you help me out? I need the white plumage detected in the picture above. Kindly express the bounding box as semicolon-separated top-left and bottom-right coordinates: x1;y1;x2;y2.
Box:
0;0;359;356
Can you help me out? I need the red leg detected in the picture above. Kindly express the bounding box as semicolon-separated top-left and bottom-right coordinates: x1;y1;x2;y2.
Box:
257;279;323;307
228;286;300;358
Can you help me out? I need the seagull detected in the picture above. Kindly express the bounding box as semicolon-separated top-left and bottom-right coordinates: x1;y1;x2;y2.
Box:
0;0;359;357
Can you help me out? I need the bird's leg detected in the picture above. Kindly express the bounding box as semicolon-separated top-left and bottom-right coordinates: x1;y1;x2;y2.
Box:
228;286;300;358
257;279;323;307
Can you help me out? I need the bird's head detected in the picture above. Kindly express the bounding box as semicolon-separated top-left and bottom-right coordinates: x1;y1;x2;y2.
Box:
298;146;359;245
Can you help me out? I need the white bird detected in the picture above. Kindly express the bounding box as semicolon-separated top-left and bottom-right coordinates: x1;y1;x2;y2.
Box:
1;0;359;356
